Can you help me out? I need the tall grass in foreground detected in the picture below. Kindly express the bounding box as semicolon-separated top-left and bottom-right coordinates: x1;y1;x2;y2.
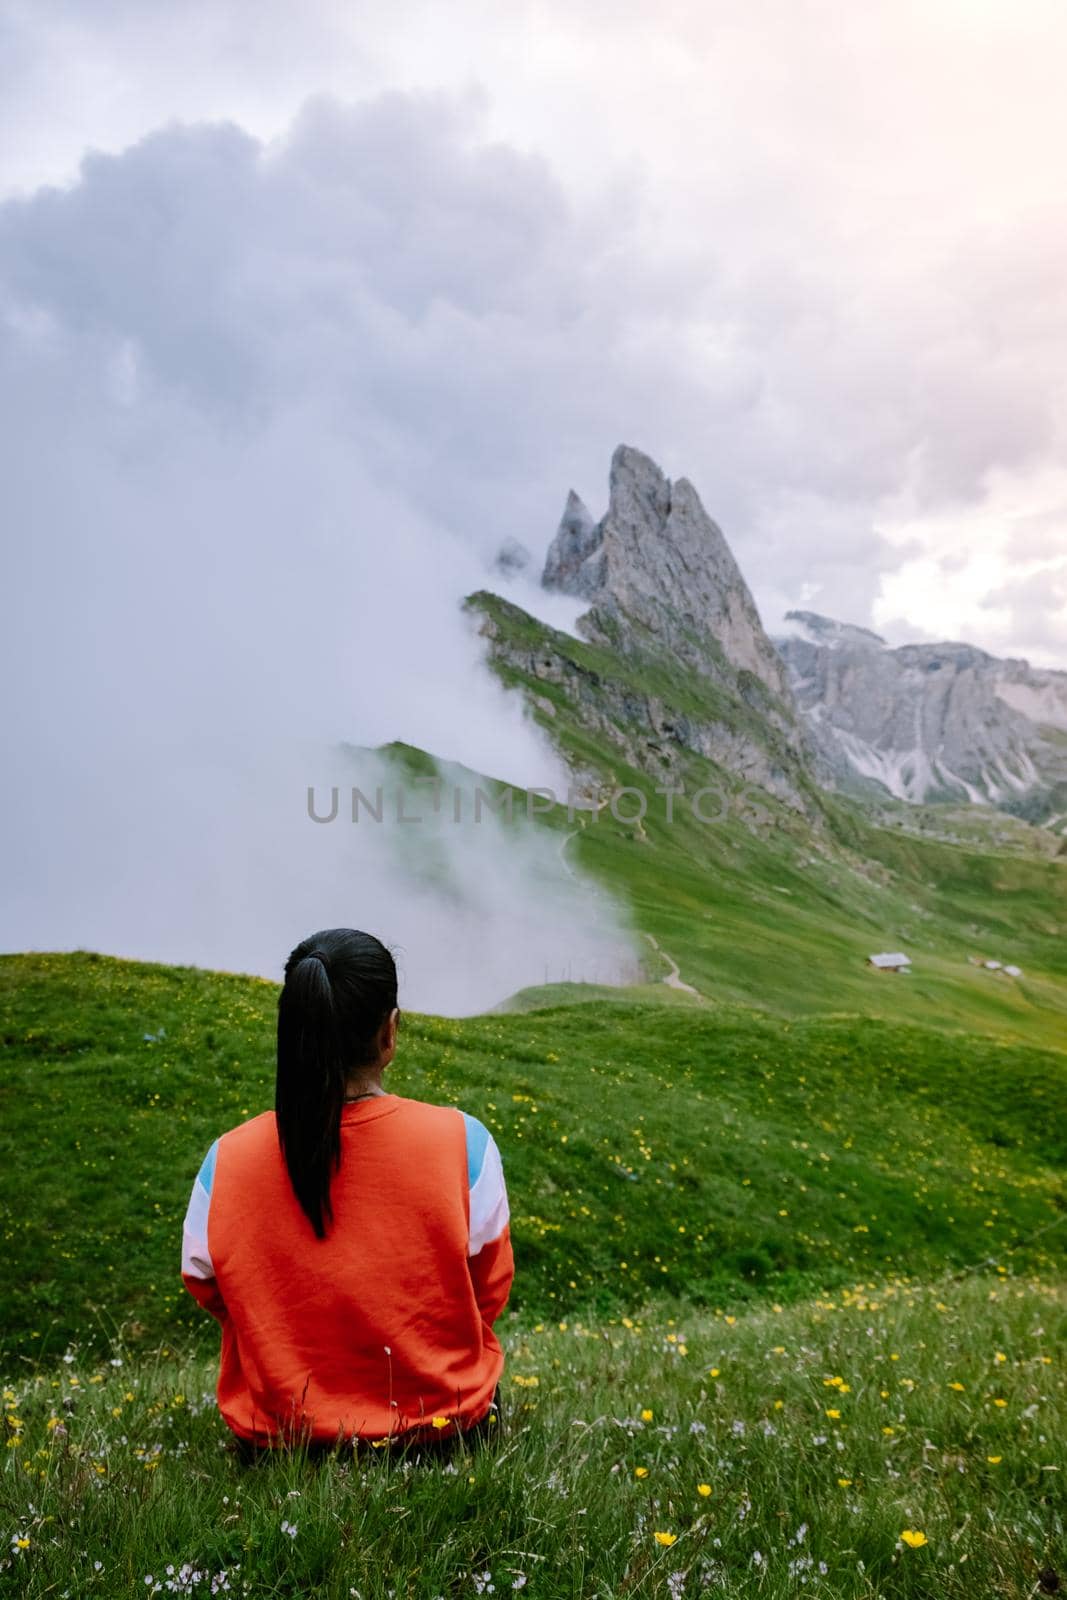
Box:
2;1272;1063;1599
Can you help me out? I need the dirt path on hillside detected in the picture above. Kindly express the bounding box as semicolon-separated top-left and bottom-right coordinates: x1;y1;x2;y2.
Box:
558;821;701;998
644;933;702;998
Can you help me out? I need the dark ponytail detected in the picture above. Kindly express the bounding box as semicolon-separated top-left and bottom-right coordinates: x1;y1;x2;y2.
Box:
276;928;398;1238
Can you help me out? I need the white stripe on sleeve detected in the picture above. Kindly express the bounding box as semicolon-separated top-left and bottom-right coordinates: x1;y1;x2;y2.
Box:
468;1132;510;1257
181;1171;215;1281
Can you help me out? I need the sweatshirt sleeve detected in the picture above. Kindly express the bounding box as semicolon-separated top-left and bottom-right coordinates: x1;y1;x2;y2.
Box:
181;1139;227;1323
462;1113;514;1326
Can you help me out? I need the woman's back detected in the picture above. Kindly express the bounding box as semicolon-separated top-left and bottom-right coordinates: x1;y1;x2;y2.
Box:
183;1093;512;1444
180;927;513;1448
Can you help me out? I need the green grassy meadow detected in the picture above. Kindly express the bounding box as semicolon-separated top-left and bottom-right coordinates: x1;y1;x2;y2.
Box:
1;944;1065;1596
1;1257;1062;1597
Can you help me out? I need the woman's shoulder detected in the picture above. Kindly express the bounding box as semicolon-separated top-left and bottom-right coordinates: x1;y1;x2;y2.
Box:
393;1095;490;1125
217;1108;276;1149
388;1096;493;1150
390;1093;466;1125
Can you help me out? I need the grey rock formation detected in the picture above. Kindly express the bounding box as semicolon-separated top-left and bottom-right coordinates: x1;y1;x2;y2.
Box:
472;592;818;817
541;491;599;594
776;611;1067;819
470;445;824;819
542;444;793;706
785;610;887;650
492;537;533;579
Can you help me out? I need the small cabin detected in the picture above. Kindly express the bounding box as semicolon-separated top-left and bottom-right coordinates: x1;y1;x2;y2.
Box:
867;952;911;973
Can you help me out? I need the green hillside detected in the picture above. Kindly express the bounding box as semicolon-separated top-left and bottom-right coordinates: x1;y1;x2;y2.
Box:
1;949;1065;1596
462;591;1067;1052
2;953;1064;1364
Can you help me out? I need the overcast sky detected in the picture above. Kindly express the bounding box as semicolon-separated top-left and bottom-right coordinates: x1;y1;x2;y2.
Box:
3;0;1066;660
2;0;1066;992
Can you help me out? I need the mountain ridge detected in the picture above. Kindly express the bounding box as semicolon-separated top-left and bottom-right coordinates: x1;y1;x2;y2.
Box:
776;608;1067;821
486;444;1065;830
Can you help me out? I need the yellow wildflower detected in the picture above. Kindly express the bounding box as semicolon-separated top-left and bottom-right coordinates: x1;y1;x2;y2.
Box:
697;1484;712;1497
653;1532;677;1547
634;1466;649;1478
900;1530;927;1548
641;1408;654;1421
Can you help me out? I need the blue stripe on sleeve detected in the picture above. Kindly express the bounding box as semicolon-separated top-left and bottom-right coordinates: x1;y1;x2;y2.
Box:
461;1113;489;1189
196;1139;219;1196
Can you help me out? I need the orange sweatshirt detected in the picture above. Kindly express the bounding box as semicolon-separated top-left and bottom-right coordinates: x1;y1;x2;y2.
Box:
180;1094;514;1445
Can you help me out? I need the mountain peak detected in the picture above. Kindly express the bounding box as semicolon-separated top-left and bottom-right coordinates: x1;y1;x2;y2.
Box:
542;443;790;700
542;489;600;595
782;610;887;650
608;442;673;525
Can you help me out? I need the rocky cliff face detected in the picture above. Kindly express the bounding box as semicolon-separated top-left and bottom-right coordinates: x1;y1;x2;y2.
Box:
474;446;1066;829
471;445;822;818
777;611;1067;819
543;444;794;709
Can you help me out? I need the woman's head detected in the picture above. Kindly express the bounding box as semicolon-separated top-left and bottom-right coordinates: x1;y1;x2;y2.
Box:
275;928;399;1238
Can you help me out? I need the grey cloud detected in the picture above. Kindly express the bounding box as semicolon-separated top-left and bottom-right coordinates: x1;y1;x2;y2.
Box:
6;83;1064;620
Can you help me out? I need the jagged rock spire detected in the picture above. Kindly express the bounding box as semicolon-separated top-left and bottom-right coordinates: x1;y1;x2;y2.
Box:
542;489;600;596
542;443;790;700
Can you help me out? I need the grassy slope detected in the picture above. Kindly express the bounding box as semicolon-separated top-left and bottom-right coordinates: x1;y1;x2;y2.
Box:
1;954;1064;1365
464;593;1067;1051
1;1272;1063;1598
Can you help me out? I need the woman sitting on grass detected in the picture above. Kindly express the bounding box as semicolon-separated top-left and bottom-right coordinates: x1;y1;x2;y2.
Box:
181;927;513;1455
